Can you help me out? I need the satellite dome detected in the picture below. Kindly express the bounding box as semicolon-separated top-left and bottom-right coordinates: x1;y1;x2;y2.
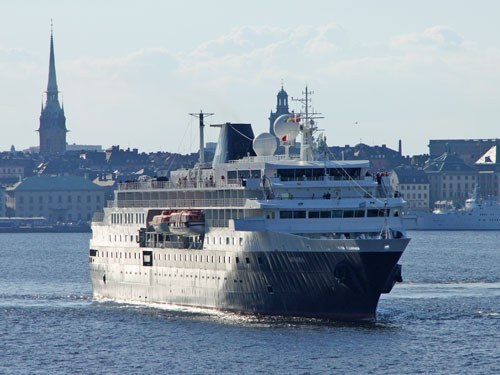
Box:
273;114;300;142
253;132;277;156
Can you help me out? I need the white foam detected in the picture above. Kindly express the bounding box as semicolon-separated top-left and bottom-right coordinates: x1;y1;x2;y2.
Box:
383;281;500;299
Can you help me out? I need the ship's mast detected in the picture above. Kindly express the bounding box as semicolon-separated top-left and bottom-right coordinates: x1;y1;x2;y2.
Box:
189;110;214;165
291;86;323;161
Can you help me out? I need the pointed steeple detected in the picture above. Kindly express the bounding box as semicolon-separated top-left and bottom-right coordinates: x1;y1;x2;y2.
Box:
38;22;67;156
47;22;58;99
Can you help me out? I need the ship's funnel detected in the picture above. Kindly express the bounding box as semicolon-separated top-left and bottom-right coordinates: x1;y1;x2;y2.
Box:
211;123;256;166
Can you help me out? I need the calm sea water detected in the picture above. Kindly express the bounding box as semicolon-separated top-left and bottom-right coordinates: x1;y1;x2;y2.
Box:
1;232;500;375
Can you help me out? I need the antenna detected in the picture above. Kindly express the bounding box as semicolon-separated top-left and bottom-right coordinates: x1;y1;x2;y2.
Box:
291;86;324;161
189;110;214;164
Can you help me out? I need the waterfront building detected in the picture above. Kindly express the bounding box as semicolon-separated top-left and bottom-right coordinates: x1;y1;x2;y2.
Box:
0;164;25;184
38;28;67;155
7;176;104;223
105;146;150;171
328;143;408;173
424;144;478;207
0;185;5;217
428;139;499;165
390;166;430;211
474;143;500;199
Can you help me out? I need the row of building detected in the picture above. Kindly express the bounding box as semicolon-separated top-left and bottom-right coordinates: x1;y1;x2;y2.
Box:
390;141;500;211
1;28;500;223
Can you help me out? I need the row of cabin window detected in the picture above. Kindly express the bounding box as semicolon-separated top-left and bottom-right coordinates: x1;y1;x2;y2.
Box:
109;234;138;242
95;251;257;265
111;213;146;225
206;237;244;246
279;208;392;219
97;251;141;259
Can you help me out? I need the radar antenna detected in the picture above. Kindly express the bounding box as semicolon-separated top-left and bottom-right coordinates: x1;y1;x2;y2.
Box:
291;86;324;161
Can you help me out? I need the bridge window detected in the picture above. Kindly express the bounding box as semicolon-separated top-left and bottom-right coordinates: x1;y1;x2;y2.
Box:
320;211;331;219
343;210;354;218
355;210;365;218
293;211;306;219
332;210;343;218
308;211;320;218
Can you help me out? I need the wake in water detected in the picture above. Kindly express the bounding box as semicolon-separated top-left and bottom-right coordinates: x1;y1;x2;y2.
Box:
93;297;380;328
384;281;500;299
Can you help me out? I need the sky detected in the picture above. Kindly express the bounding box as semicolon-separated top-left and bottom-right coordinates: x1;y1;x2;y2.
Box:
1;0;500;156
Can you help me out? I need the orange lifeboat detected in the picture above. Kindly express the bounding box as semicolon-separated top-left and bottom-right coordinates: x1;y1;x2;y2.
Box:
151;210;172;233
169;210;205;235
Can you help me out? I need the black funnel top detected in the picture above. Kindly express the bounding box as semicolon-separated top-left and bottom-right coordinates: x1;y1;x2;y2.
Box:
212;123;256;166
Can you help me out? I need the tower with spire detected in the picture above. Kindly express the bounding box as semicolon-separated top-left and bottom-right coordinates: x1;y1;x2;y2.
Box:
268;85;290;135
38;24;67;155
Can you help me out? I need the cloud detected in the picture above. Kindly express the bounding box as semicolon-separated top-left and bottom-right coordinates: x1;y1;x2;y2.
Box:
390;26;467;51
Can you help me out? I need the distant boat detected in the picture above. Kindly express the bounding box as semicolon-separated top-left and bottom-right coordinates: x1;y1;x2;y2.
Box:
403;185;500;230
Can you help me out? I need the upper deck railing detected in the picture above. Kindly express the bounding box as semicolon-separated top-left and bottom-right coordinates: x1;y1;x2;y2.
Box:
117;175;375;192
111;198;248;208
117;179;243;191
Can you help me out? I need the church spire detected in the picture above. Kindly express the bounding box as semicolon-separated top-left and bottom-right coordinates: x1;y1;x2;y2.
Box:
47;21;58;99
38;22;67;156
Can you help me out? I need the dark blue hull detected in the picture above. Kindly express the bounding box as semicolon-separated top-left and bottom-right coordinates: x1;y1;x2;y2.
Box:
90;242;408;321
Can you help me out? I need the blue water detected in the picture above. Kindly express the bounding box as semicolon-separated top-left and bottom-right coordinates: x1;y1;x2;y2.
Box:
1;232;500;374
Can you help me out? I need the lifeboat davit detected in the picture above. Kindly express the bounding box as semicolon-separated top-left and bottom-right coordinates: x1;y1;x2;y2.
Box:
169;210;205;236
151;210;172;233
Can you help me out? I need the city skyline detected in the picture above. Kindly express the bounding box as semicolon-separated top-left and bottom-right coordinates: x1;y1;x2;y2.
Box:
1;1;500;156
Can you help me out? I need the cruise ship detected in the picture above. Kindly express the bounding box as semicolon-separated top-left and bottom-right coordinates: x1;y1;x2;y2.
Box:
89;89;410;320
403;185;500;230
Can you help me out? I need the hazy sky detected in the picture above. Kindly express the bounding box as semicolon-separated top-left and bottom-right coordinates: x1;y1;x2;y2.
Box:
1;0;500;156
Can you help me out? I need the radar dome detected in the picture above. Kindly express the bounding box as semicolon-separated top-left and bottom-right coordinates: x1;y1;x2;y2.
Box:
253;132;277;156
273;114;300;142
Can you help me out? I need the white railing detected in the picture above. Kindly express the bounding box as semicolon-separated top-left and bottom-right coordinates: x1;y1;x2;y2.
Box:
117;179;243;191
114;198;247;208
206;219;229;227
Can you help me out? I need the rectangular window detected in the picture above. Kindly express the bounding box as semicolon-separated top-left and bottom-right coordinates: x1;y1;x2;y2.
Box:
308;211;320;218
320;211;331;218
343;210;354;218
355;210;365;218
367;209;378;218
239;237;243;245
280;210;293;219
293;210;306;219
331;210;343;218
